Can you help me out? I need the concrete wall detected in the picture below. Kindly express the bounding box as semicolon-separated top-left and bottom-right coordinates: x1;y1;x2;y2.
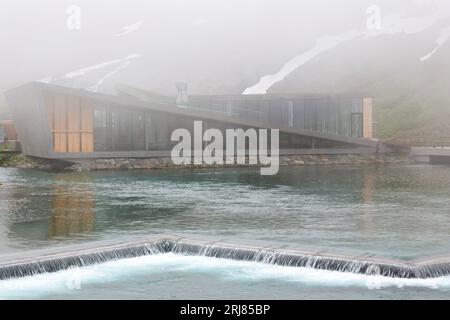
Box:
5;83;52;158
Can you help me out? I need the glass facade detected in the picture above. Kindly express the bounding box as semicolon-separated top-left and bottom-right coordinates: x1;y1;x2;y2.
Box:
94;104;150;151
94;104;194;152
92;97;361;152
188;96;367;138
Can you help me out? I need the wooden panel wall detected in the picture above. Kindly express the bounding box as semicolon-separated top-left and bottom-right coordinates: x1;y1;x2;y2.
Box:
363;97;373;139
53;94;67;152
44;92;94;153
67;96;81;152
81;98;94;152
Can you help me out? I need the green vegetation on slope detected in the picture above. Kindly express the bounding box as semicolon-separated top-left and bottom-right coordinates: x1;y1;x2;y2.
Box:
269;32;450;140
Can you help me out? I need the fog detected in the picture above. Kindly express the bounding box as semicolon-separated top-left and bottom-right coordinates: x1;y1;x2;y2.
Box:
0;0;449;96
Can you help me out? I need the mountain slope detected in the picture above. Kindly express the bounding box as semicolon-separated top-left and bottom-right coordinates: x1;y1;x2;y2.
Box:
267;26;450;139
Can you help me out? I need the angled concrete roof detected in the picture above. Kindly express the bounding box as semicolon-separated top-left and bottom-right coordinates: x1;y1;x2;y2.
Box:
7;82;379;149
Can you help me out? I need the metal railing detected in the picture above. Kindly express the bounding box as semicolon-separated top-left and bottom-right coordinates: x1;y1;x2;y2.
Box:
385;136;450;147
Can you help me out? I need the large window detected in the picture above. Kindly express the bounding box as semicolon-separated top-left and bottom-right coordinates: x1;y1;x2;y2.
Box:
94;105;162;151
351;113;363;138
92;103;356;152
132;113;145;151
145;114;156;150
282;100;294;128
94;107;108;151
118;112;132;150
111;111;120;150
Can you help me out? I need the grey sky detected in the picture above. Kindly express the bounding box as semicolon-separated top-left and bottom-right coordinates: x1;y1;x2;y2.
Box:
1;0;449;95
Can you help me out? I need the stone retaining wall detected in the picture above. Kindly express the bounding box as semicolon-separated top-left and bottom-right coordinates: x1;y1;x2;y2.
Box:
67;154;411;171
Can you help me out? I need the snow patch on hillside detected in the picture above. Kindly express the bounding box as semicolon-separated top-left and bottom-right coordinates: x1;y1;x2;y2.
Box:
243;2;450;95
421;25;450;61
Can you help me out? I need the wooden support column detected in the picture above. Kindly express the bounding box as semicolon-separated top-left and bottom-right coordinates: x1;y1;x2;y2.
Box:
80;97;94;152
53;94;68;152
363;97;373;139
67;95;81;152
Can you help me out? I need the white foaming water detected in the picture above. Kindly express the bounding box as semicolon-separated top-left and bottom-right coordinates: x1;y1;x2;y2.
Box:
1;253;450;299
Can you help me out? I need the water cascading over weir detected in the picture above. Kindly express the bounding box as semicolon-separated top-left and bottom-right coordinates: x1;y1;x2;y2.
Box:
1;235;450;280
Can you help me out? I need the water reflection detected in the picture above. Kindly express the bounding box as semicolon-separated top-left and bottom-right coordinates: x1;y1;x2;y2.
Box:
360;171;375;236
362;172;375;204
1;165;450;258
48;174;95;238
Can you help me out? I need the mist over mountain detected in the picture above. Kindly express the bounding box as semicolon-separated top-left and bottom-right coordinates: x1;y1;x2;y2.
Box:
269;21;450;138
1;0;449;138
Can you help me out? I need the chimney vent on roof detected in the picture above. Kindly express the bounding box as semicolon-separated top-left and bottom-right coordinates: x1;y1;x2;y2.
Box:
175;82;189;107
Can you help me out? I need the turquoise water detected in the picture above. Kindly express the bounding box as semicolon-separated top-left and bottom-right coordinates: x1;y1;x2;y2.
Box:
1;164;450;299
2;254;450;300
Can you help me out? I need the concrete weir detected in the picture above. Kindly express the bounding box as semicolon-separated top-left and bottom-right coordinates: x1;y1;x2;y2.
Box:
1;235;450;280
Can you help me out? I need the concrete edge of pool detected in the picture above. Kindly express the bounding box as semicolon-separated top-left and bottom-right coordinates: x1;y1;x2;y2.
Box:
1;234;450;280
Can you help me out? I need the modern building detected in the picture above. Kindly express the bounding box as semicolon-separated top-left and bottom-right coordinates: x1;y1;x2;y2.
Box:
0;120;19;152
0;120;17;141
5;82;379;161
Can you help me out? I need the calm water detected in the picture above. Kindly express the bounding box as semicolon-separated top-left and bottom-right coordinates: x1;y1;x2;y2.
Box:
1;164;450;299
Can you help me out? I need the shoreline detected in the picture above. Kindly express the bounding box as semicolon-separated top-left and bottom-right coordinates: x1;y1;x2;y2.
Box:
1;153;412;171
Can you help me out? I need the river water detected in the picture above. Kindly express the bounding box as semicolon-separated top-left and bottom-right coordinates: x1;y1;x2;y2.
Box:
1;164;450;299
